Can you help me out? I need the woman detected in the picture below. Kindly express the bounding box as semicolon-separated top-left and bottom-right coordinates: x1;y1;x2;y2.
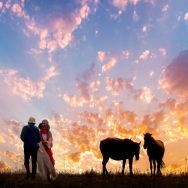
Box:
37;119;58;180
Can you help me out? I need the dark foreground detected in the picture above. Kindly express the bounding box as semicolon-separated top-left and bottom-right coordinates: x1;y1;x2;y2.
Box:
0;172;188;188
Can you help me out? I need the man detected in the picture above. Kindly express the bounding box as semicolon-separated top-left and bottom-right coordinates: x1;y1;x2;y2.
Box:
20;117;41;179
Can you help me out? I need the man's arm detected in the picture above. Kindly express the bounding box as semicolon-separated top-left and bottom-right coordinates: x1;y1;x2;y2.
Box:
20;126;27;142
36;128;41;143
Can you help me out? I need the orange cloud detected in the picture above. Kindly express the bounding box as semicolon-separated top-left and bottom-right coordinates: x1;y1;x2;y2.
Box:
0;160;10;172
4;151;21;163
0;135;5;143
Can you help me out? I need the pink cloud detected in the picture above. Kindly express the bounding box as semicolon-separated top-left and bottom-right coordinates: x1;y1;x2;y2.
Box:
102;58;117;72
133;10;139;21
112;0;139;11
11;3;29;19
1;69;45;101
97;51;110;62
112;0;129;10
43;66;59;81
80;4;90;19
33;2;90;55
159;48;166;56
162;4;169;12
105;77;134;96
159;50;188;99
76;82;91;102
184;12;188;22
63;94;85;107
139;50;150;59
3;119;22;135
134;87;156;103
105;76;155;103
5;0;11;9
0;2;3;9
121;50;129;59
90;80;100;93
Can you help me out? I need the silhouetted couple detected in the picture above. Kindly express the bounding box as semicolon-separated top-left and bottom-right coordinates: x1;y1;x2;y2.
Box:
20;117;58;180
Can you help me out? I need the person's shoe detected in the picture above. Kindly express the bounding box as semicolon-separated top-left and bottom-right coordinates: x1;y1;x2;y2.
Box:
25;173;31;180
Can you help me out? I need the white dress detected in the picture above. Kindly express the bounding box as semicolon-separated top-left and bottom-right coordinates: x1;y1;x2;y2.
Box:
37;142;58;180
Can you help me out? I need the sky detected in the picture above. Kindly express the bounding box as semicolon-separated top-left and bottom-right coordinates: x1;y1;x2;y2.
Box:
0;0;188;174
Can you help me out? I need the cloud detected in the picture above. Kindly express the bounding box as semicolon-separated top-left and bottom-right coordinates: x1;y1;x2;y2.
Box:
4;151;21;163
2;0;91;60
72;63;96;103
112;0;139;11
0;160;10;172
97;51;110;62
63;94;85;107
139;50;150;59
3;119;22;135
159;50;188;99
11;3;29;19
142;25;147;32
159;48;166;56
0;134;5;143
134;87;156;103
133;10;139;21
1;69;45;101
105;77;134;96
102;58;117;72
105;77;155;103
90;80;100;93
184;12;188;22
26;48;43;55
0;2;3;9
35;1;90;56
162;4;169;12
150;71;154;77
121;50;129;59
43;66;60;81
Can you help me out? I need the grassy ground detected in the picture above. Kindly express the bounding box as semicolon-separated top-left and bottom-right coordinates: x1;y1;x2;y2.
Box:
0;172;188;188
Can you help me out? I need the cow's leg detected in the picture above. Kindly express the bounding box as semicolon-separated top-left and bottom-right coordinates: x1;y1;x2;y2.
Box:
157;159;162;176
129;158;133;176
102;157;109;176
122;159;126;175
153;160;156;176
149;159;152;176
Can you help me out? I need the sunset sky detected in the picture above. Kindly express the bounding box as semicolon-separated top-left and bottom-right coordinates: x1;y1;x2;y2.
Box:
0;0;188;174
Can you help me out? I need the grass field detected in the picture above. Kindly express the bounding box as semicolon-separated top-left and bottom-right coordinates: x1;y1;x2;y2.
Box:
0;172;188;188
